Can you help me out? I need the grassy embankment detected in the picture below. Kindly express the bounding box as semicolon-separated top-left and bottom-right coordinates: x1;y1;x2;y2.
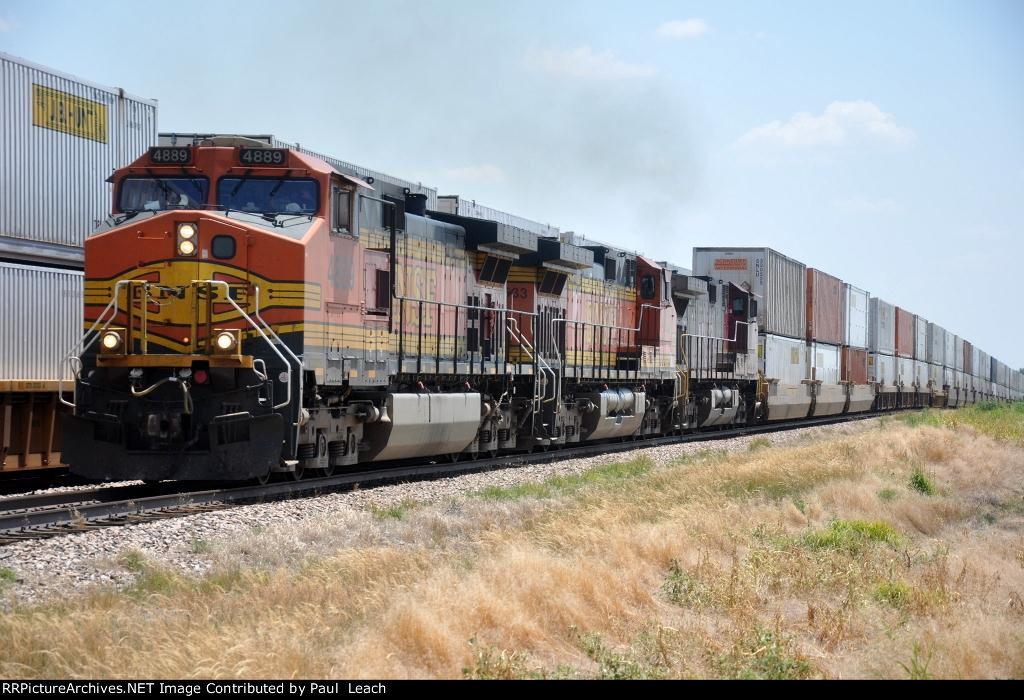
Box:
1;403;1023;679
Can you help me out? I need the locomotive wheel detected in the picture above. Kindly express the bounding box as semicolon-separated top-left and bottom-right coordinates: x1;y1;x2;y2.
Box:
290;463;305;481
448;453;461;463
320;463;336;477
254;468;271;486
487;449;499;458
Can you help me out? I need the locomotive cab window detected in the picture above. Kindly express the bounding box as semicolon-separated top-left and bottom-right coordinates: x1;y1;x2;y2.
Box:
217;177;319;215
332;187;352;233
211;235;236;260
640;274;656;300
118;177;208;212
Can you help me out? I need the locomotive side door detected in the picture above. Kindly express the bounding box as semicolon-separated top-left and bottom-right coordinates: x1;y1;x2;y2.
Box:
363;249;391;372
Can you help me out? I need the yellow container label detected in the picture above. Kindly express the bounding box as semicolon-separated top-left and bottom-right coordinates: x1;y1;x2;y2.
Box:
32;84;108;143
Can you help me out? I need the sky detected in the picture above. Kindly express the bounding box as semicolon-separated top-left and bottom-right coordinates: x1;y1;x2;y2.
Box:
2;0;1022;367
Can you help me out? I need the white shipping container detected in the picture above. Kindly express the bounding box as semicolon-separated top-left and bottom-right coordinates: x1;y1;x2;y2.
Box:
896;356;915;388
928;362;943;389
809;342;841;385
869;297;895;354
0;52;158;258
868;352;896;388
972;346;982;378
944;366;954;389
913;360;929;389
927;323;945;364
913;316;928;360
843;283;869;349
944;329;955;369
693;247;806;340
954;336;964;371
761;333;807;385
0;262;83;382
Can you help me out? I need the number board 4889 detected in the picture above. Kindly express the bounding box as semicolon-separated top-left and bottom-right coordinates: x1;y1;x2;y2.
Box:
239;148;288;166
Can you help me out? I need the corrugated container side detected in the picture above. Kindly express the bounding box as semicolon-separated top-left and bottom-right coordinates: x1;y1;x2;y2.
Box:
841;347;869;385
761;333;807;384
1;52;158;253
928;362;943;389
806;269;844;345
954;336;964;371
896;356;915;388
692;248;806;339
843;283;869;349
972;346;982;378
927;323;945;364
913;360;929;389
0;262;83;381
913;316;928;360
809;342;841;384
868;352;897;387
944;366;954;389
963;340;973;376
894;307;914;358
943;330;955;368
869;298;895;354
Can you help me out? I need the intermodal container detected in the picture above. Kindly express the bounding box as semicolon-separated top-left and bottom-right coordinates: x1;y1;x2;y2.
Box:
954;336;964;371
1;52;158;263
868;352;896;388
913;315;928;360
809;341;841;384
963;340;973;376
841;347;869;385
869;298;895;354
894;307;914;358
693;248;806;340
806;268;844;345
843;283;869;349
761;333;807;384
0;262;83;383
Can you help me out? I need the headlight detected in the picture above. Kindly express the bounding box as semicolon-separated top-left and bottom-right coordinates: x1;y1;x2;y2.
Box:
177;223;196;239
178;239;196;256
212;329;240;355
99;328;125;354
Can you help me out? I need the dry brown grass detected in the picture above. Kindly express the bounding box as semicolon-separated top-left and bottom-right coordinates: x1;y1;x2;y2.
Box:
1;410;1023;679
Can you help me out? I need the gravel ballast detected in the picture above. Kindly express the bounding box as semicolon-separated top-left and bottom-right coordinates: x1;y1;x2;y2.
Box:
0;419;880;605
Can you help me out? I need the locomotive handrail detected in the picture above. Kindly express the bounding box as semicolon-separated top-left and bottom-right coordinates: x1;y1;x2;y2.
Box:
57;279;132;408
202;281;295;412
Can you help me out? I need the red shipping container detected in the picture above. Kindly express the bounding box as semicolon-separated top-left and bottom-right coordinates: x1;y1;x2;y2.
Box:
841;347;869;385
963;340;973;375
806;268;844;345
894;307;915;358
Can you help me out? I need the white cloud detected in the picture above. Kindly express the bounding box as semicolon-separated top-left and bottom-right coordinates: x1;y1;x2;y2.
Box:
657;19;711;40
736;100;915;149
525;46;655;81
0;16;17;32
441;164;507;184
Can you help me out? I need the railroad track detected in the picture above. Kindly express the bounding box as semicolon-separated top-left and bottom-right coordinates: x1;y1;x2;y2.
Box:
0;409;906;544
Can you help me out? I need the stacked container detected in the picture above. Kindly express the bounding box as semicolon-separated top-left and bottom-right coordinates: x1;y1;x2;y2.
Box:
805;268;846;414
692;248;806;340
894;307;915;358
869;298;897;404
841;283;869;387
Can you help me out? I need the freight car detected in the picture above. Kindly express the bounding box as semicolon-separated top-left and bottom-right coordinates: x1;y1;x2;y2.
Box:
57;138;1022;483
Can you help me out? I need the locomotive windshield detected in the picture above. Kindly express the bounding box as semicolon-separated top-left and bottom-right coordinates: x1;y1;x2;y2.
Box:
118;177;209;212
217;177;320;215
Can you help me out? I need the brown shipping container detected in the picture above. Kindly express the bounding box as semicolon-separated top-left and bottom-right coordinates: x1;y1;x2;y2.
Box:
963;340;973;375
894;307;915;358
841;347;869;385
806;268;844;344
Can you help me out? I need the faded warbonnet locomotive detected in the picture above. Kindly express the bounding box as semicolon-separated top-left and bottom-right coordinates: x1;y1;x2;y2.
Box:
60;137;1006;482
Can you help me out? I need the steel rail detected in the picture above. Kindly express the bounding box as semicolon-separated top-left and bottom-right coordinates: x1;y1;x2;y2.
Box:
0;408;914;544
